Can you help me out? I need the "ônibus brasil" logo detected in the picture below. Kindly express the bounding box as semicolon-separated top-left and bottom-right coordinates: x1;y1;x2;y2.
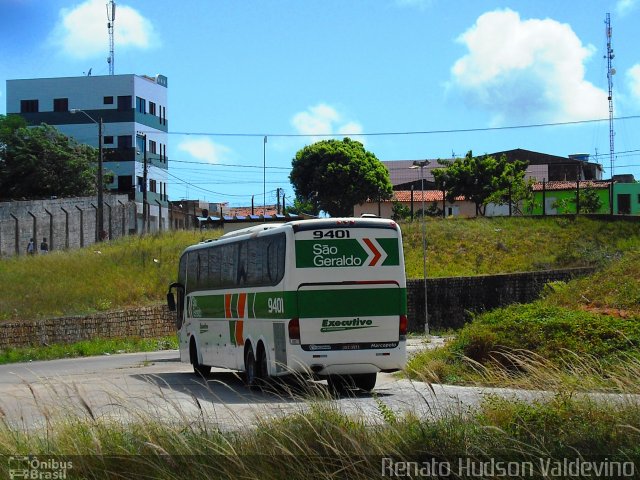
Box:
320;318;376;332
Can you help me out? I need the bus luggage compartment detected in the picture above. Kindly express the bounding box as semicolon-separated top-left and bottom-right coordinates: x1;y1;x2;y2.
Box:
296;281;404;350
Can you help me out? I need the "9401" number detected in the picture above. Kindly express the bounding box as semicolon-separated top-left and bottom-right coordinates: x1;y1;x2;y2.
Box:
312;230;351;239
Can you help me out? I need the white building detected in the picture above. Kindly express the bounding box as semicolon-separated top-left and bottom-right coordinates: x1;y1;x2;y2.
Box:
6;74;169;232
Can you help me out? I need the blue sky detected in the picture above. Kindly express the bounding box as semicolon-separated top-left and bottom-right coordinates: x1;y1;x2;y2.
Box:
2;0;640;208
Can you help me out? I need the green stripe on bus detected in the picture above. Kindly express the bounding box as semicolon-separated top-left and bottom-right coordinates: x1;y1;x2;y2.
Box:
295;238;400;268
297;288;407;318
190;288;406;319
229;320;236;345
378;238;400;266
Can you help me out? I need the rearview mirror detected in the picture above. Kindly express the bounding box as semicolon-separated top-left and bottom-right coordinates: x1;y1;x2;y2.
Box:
167;292;176;311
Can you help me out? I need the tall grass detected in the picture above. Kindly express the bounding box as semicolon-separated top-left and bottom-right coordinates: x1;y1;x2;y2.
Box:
406;302;640;392
0;230;213;321
0;377;637;479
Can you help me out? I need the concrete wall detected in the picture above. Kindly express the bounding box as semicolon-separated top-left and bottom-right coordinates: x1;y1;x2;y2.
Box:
0;305;174;350
407;267;595;332
0;194;136;257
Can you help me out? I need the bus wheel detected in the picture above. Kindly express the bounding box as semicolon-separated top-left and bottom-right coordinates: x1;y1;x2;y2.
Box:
328;373;377;394
257;344;269;385
244;348;259;389
351;373;377;392
190;341;211;377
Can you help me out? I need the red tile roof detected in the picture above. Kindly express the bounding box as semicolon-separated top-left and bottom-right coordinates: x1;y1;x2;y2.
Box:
364;191;466;203
532;181;611;191
228;205;279;217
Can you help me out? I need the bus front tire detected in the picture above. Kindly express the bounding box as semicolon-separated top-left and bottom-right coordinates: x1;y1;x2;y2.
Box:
190;342;211;377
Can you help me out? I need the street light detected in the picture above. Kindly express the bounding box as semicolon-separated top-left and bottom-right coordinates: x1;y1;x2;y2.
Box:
71;108;104;241
410;159;430;335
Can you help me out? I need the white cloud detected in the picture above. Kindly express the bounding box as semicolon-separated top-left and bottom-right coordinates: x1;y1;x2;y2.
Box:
616;0;637;16
627;64;640;102
291;103;364;143
178;137;231;164
50;0;157;59
451;9;608;124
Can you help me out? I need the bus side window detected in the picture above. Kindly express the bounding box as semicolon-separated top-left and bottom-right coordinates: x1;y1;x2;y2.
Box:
220;244;237;288
198;250;209;289
186;253;198;293
208;247;221;289
266;234;285;284
237;241;248;285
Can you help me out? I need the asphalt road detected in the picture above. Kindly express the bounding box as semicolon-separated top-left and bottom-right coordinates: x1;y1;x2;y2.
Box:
0;338;559;431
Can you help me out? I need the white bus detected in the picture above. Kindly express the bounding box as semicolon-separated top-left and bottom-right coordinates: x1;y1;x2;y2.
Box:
167;217;408;392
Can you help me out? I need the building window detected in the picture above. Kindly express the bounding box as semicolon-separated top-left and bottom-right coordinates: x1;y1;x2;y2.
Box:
136;135;145;153
149;179;157;193
104;96;114;105
118;175;133;192
53;98;68;112
104;136;114;145
136;96;146;114
118;135;132;149
20;99;39;113
637;194;640;204
137;176;144;192
117;95;132;111
149;140;157;154
149;102;156;116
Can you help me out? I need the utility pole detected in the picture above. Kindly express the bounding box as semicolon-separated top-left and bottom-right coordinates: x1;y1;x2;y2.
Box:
139;133;148;234
97;118;104;240
263;136;267;215
410;160;430;335
276;188;281;214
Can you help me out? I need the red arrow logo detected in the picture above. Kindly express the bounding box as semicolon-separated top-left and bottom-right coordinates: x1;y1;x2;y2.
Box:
363;238;382;266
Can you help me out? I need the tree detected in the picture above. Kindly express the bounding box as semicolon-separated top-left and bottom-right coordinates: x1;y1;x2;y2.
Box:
289;138;393;217
579;187;604;213
391;201;411;221
0;118;101;199
432;151;528;216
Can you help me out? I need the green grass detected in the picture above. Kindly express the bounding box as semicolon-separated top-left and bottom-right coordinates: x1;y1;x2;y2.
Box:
0;392;637;479
543;246;640;317
0;230;216;321
2;217;639;321
406;302;640;391
401;216;640;278
0;336;178;364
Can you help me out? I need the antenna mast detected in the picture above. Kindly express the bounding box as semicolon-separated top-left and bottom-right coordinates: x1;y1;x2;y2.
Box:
107;0;116;75
605;13;615;180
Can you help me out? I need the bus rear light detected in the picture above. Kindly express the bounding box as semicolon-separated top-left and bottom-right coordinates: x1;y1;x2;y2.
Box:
288;318;300;344
399;314;408;338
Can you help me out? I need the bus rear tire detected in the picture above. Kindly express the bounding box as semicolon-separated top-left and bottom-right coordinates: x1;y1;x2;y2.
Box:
190;341;211;377
257;343;269;385
328;373;377;394
245;348;259;390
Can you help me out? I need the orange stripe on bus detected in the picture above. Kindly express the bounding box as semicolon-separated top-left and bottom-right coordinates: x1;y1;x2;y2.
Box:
235;320;244;346
238;293;247;318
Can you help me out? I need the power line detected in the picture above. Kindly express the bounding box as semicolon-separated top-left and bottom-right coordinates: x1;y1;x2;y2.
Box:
137;114;640;138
